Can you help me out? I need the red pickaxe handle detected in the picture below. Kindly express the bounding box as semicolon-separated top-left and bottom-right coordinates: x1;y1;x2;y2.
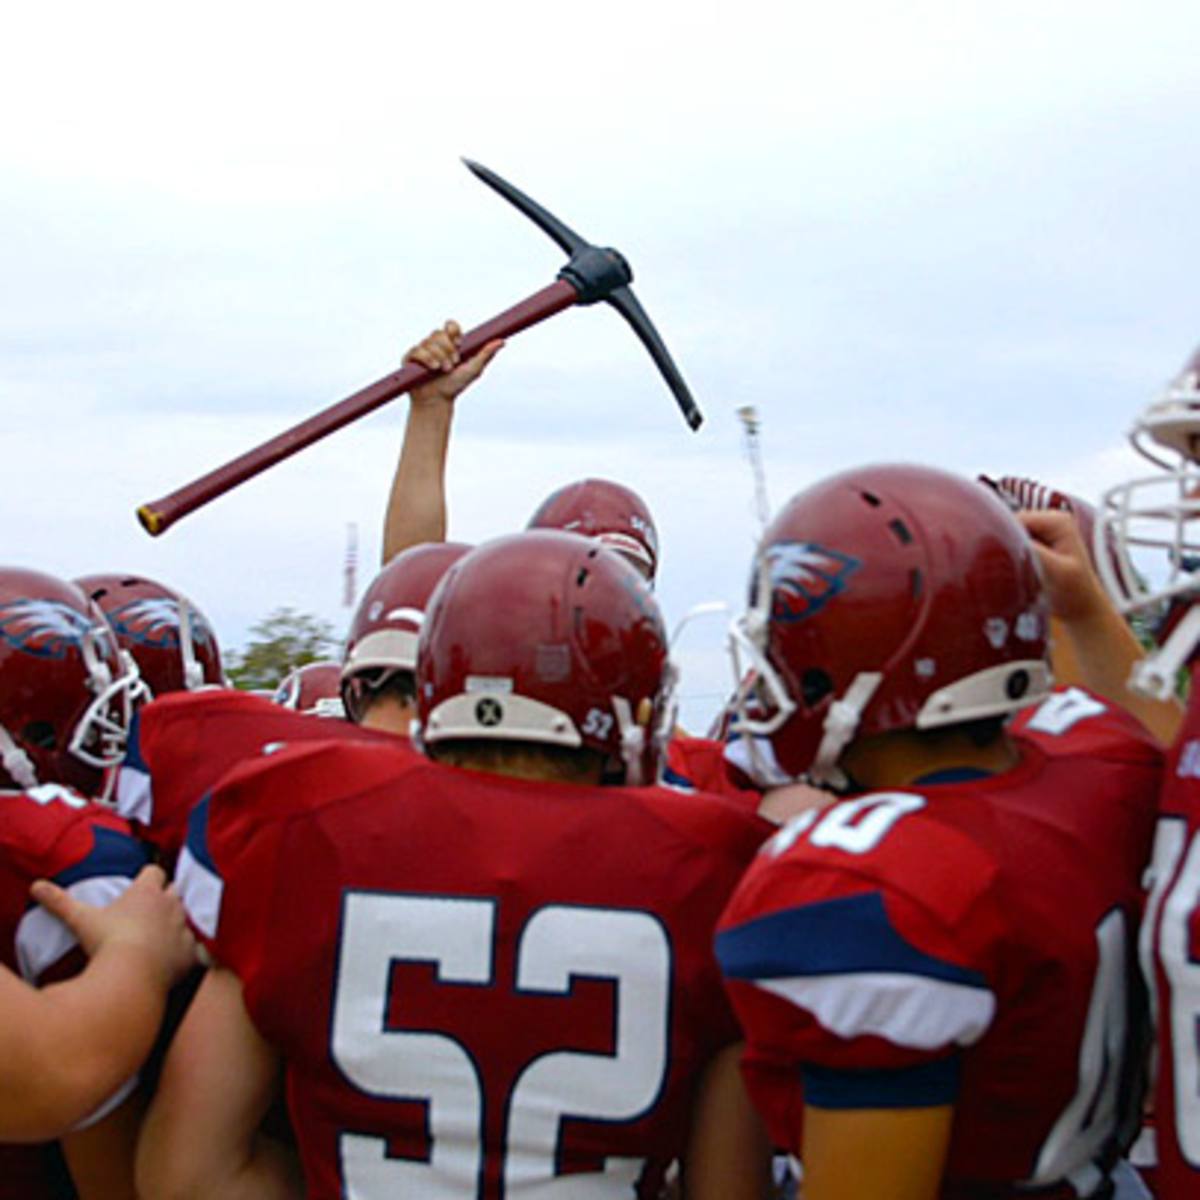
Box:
136;279;578;536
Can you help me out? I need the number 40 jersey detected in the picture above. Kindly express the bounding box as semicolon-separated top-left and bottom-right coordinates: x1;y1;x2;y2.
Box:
716;688;1161;1198
182;736;771;1199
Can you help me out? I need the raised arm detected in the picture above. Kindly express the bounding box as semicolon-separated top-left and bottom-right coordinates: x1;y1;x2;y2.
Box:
1019;508;1183;746
381;320;503;563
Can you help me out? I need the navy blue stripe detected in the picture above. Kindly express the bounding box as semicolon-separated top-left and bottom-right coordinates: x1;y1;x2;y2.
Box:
55;825;149;887
913;766;992;785
715;891;986;988
803;1056;961;1109
661;766;695;790
121;709;148;772
185;794;217;872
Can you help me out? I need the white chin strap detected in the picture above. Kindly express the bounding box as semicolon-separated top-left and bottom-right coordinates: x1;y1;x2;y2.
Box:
0;725;38;791
809;672;883;789
1130;604;1200;700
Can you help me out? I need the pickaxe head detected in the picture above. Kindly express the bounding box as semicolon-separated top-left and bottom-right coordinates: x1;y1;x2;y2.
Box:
463;159;703;431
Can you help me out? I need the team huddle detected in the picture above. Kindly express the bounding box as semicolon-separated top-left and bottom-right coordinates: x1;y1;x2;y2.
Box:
2;325;1200;1199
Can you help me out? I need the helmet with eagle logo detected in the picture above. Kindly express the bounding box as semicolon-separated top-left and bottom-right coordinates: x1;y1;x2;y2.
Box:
75;573;223;697
730;464;1051;786
0;567;142;797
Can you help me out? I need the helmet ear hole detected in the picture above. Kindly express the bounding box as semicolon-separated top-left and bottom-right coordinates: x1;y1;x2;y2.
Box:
22;721;56;750
801;669;834;709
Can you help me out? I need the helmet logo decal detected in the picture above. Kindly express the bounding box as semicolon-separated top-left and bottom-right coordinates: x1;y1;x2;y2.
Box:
0;599;92;659
764;542;861;623
108;599;215;649
475;697;504;727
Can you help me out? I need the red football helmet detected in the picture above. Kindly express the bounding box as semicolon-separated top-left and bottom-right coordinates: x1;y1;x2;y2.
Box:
527;478;659;582
273;660;346;718
731;464;1051;786
417;531;674;785
341;542;472;723
0;567;141;797
75;573;223;696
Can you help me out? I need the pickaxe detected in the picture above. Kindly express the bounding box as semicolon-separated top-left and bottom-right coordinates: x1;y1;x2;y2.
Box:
136;159;702;536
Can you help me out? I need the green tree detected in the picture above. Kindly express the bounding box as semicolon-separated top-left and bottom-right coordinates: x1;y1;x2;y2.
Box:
225;607;337;692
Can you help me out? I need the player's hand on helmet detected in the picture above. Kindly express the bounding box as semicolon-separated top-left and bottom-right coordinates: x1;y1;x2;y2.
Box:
30;865;197;989
405;319;504;409
1018;509;1110;624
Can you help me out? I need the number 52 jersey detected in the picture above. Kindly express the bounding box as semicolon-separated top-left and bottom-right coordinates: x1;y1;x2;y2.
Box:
716;688;1161;1197
182;736;771;1199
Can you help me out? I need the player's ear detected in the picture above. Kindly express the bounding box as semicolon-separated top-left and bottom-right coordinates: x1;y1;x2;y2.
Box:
635;698;653;728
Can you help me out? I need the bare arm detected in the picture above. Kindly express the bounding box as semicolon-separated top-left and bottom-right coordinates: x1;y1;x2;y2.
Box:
801;1103;953;1200
682;1042;773;1200
0;865;195;1141
137;965;301;1200
1020;509;1184;746
60;1092;145;1200
381;320;503;563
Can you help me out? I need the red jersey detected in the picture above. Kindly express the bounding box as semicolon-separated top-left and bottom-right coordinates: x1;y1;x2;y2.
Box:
1139;662;1200;1198
716;687;1161;1197
0;784;148;1200
180;738;769;1198
115;688;391;857
663;734;761;810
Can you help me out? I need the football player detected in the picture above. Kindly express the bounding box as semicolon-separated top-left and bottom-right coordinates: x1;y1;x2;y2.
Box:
1091;345;1200;1199
340;540;472;735
380;320;662;584
714;464;1161;1199
271;660;345;719
111;544;467;862
0;566;196;1197
140;531;774;1199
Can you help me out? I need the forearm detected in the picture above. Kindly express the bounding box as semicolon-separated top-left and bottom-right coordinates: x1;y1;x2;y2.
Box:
0;942;167;1140
381;401;453;563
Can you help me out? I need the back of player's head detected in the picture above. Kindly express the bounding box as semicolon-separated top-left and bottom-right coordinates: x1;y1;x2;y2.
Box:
416;530;673;786
731;463;1051;786
0;566;142;796
75;572;223;696
527;478;658;583
341;542;472;723
272;660;346;719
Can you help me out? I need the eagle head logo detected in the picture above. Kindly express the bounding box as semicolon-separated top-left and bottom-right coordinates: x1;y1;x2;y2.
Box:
761;542;861;623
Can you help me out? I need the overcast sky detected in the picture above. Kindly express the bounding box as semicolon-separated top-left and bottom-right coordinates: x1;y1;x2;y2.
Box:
3;0;1198;727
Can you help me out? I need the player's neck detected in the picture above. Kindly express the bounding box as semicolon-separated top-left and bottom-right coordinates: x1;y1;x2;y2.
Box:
358;696;414;738
840;727;1021;791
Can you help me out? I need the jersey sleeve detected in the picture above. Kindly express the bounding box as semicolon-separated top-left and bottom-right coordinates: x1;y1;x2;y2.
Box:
715;803;1002;1118
3;788;149;983
177;738;417;977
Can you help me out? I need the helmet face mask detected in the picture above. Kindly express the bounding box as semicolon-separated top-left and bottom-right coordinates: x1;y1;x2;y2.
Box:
417;531;673;786
1095;346;1200;695
733;465;1051;787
